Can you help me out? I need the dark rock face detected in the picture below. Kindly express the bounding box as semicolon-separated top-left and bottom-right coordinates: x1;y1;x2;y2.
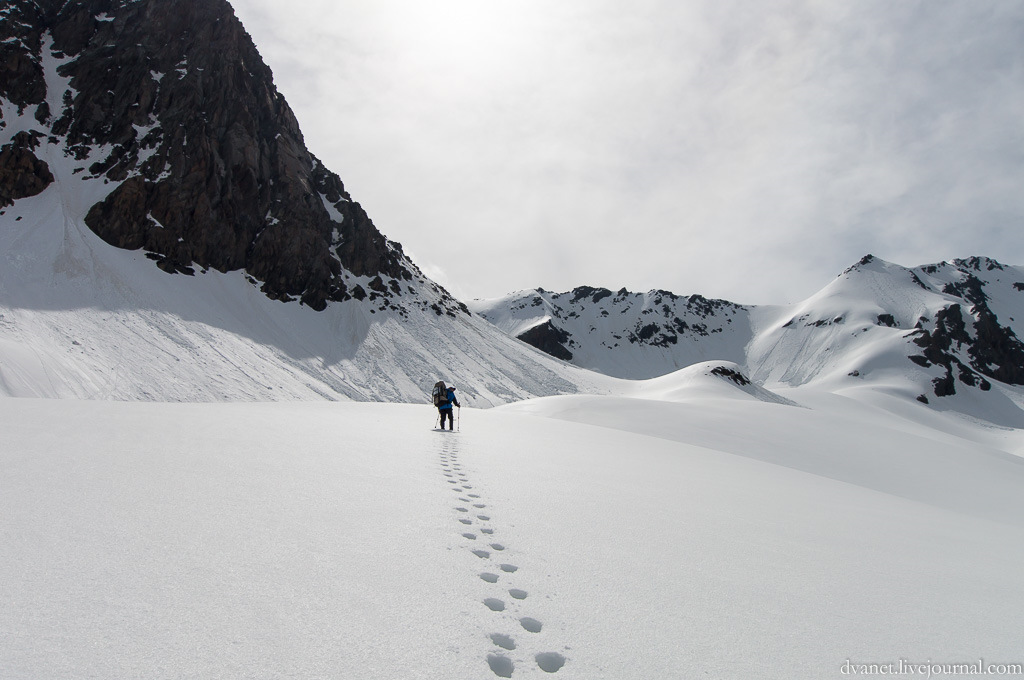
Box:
908;260;1024;397
517;320;573;361
0;131;53;207
0;36;46;110
710;365;750;386
1;0;460;313
968;304;1024;385
570;286;613;304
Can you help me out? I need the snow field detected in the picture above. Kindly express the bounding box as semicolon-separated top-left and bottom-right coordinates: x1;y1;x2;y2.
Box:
3;389;1023;679
489;398;1024;678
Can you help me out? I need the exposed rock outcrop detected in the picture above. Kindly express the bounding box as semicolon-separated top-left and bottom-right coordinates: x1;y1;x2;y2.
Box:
517;320;574;361
0;131;53;207
909;259;1024;396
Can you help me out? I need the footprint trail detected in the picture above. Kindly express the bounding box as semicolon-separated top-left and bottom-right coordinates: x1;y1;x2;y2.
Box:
436;434;569;676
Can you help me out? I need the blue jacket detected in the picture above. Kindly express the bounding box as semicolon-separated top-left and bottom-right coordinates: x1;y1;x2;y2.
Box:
439;388;459;410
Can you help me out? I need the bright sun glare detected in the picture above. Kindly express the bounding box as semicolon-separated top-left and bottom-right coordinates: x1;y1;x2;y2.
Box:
390;2;539;81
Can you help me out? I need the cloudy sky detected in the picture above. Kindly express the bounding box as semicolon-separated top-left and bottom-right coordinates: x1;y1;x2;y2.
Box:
228;0;1024;305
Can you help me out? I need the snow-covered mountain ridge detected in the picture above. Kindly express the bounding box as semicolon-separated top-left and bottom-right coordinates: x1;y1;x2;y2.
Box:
469;287;750;380
471;255;1024;421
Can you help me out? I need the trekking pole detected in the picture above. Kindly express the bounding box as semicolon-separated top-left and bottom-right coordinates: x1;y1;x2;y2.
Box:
457;406;461;432
435;411;440;430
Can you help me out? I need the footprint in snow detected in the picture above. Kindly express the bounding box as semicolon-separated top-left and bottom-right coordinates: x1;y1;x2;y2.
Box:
509;589;528;600
490;633;516;650
520;617;542;633
536;652;567;673
484;598;505;612
499;564;518;573
472;549;490;559
487;654;514;678
480;572;499;583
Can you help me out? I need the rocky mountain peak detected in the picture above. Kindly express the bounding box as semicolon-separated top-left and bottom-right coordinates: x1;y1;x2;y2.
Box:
0;0;464;314
469;286;751;379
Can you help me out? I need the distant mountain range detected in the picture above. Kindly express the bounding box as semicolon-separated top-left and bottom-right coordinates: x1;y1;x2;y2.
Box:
470;287;749;379
471;255;1024;413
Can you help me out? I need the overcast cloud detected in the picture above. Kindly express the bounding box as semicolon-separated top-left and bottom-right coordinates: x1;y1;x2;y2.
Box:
228;0;1024;304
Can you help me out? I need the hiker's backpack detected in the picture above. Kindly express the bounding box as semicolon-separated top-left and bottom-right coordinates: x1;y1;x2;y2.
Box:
432;381;448;407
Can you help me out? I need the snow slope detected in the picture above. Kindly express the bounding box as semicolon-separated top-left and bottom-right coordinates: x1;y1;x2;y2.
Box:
747;256;1024;426
0;149;610;404
3;375;1023;679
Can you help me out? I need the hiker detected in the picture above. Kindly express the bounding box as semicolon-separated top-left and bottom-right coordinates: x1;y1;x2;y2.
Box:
438;385;460;430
